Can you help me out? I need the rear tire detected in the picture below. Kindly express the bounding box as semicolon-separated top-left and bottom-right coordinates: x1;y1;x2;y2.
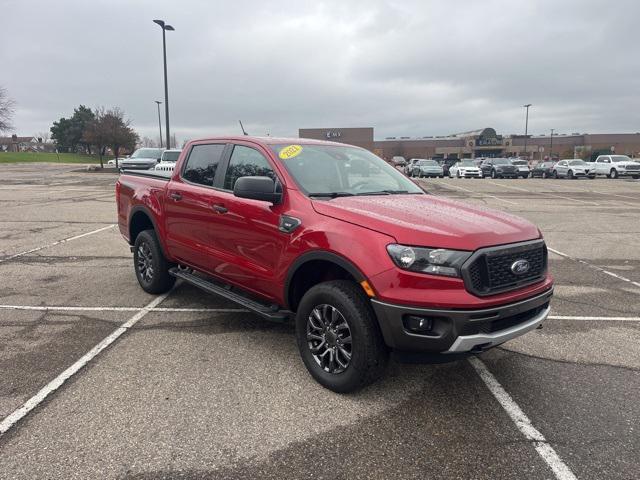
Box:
542;172;548;179
553;170;558;179
295;280;388;393
567;169;574;179
133;229;176;294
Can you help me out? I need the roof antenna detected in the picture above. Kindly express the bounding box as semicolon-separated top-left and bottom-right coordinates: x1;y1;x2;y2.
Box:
239;120;248;136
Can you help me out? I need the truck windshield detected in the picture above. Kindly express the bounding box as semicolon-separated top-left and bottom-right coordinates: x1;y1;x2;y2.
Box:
270;144;423;196
611;155;631;163
417;160;438;166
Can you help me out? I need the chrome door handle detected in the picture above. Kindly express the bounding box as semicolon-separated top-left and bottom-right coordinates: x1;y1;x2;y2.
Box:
169;192;182;201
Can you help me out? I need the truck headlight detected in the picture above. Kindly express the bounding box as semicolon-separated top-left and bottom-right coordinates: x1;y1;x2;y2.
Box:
386;244;471;278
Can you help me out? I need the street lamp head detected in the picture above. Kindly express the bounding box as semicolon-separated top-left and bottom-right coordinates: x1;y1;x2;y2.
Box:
153;19;165;28
165;24;175;31
155;100;162;105
523;103;532;108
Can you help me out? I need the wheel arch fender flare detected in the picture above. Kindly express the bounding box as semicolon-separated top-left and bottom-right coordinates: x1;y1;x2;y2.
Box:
129;205;170;259
284;250;367;310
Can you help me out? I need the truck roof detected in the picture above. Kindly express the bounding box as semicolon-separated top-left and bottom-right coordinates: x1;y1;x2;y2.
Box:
187;136;351;147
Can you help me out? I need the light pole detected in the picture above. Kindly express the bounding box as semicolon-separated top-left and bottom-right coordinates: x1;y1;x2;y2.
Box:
153;19;174;149
523;104;532;159
155;100;163;148
549;128;555;160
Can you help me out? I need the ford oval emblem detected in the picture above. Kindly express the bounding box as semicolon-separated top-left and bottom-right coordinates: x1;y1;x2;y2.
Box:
511;259;530;275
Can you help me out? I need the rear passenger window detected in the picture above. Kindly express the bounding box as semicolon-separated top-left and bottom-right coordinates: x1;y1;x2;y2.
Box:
223;145;276;190
183;144;225;186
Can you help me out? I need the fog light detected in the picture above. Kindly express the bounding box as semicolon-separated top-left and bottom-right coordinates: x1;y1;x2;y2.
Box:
403;315;433;333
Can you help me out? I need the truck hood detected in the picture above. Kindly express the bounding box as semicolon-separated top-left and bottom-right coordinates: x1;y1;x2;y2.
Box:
311;194;540;251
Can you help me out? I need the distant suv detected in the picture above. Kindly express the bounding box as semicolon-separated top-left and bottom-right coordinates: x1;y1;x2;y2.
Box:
116;136;553;392
120;148;164;170
593;155;640;179
510;159;531;178
153;149;182;176
480;158;518;179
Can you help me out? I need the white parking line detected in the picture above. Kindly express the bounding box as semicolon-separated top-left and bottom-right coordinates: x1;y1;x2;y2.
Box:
0;292;169;436
485;181;598;205
548;247;640;289
3;304;638;321
0;304;249;313
469;357;578;480
0;225;116;264
431;181;518;205
549;315;640;322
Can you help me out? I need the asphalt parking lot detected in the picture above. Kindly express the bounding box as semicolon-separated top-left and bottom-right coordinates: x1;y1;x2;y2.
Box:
1;163;639;480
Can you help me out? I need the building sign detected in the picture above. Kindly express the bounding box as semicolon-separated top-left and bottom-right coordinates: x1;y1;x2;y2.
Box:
476;137;502;146
325;131;342;139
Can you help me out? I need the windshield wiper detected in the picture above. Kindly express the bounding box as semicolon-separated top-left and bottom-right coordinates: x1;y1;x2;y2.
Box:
308;192;355;198
358;190;417;195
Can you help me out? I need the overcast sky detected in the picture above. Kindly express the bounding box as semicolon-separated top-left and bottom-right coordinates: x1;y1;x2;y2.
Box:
2;0;639;143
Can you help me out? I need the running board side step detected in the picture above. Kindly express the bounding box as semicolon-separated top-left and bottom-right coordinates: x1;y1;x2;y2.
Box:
169;268;290;322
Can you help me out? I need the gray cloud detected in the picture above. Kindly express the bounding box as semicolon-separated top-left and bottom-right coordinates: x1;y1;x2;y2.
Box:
2;0;639;143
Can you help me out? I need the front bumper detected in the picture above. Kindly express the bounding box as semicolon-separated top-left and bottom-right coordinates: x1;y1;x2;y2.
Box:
370;288;552;354
460;170;482;177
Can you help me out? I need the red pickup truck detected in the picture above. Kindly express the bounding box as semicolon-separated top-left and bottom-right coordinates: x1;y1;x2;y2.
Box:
116;136;553;392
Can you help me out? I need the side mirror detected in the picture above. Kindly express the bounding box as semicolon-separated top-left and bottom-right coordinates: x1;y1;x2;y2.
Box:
233;176;282;204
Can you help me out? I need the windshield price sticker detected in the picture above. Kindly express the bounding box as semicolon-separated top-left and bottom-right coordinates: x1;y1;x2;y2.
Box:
279;145;303;160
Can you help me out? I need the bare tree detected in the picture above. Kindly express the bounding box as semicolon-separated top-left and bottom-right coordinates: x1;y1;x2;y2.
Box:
36;131;51;143
140;136;158;148
82;107;108;168
0;86;16;133
103;108;138;167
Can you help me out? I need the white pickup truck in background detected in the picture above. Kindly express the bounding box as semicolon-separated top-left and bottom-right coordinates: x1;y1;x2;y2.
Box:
593;155;640;179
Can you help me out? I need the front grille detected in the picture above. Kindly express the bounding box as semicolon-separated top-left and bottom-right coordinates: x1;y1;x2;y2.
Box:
463;240;547;296
625;164;640;170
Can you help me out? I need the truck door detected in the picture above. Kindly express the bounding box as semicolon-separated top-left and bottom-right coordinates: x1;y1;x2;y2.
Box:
207;143;289;300
164;143;229;271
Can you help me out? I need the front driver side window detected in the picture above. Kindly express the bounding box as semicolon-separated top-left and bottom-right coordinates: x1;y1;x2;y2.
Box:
224;145;276;191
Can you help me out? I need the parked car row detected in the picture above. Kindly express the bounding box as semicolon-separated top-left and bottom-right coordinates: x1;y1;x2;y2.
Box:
110;148;183;172
399;155;640;180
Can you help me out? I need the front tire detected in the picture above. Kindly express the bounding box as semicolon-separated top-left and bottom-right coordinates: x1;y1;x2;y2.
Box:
542;171;548;179
133;229;176;294
295;280;388;393
567;169;574;179
611;169;619;179
491;169;497;179
553;170;558;179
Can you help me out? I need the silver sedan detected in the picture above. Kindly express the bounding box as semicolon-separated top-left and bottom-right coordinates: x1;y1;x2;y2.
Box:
553;159;595;179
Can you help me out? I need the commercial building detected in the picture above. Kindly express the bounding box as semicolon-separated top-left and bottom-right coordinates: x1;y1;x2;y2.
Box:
298;127;640;161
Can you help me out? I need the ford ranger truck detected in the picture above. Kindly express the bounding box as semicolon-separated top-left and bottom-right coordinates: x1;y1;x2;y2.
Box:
116;137;553;393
